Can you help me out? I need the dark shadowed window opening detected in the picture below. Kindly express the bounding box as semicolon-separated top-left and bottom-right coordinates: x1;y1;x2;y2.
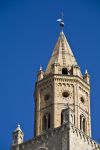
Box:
62;91;70;98
83;118;86;132
61;112;63;125
42;113;51;131
62;68;68;75
43;115;46;131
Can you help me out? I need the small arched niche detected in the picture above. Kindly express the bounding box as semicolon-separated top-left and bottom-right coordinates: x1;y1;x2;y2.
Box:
80;114;86;133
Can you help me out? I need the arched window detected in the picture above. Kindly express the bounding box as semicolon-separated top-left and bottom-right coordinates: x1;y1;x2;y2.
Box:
42;113;51;131
61;112;63;125
43;114;46;130
80;114;86;133
74;115;75;125
48;113;50;128
83;117;86;132
62;68;68;75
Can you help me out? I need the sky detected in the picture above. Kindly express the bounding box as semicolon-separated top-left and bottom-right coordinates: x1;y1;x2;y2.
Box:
0;0;100;149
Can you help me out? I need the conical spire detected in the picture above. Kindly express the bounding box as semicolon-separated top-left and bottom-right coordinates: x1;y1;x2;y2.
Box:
45;31;78;74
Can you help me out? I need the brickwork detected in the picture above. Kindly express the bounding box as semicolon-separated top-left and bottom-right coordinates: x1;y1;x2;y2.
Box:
11;31;99;150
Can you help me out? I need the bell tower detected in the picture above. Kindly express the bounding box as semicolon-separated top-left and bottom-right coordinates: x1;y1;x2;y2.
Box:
34;31;91;137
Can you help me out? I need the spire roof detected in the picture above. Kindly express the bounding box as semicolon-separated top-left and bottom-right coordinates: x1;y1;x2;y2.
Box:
45;31;78;74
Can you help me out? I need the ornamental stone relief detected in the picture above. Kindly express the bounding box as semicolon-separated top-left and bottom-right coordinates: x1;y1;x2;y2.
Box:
56;82;74;100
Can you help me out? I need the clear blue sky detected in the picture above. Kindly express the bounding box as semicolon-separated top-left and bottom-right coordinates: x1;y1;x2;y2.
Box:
0;0;100;149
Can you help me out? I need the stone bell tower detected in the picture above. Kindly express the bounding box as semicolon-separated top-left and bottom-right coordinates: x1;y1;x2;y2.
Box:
12;124;24;145
34;31;91;137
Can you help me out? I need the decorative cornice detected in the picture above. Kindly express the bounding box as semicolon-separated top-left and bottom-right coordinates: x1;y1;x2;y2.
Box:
36;74;90;91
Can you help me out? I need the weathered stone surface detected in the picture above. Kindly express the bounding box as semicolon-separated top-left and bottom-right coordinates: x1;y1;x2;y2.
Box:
11;122;100;150
11;31;100;150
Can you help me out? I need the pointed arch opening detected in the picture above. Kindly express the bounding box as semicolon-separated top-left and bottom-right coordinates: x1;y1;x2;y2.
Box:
61;112;63;125
42;113;51;131
62;68;68;75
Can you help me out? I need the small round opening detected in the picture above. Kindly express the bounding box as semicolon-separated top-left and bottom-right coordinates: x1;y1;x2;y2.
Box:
62;68;68;75
44;94;50;101
80;97;85;103
62;91;70;98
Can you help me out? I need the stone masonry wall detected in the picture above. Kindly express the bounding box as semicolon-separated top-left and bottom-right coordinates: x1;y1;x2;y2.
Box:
69;123;100;150
11;122;100;150
11;123;69;150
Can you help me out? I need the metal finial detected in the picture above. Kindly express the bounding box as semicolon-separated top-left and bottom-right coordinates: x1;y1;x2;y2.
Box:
85;69;88;74
14;123;22;132
57;12;64;30
18;123;20;128
40;66;42;71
